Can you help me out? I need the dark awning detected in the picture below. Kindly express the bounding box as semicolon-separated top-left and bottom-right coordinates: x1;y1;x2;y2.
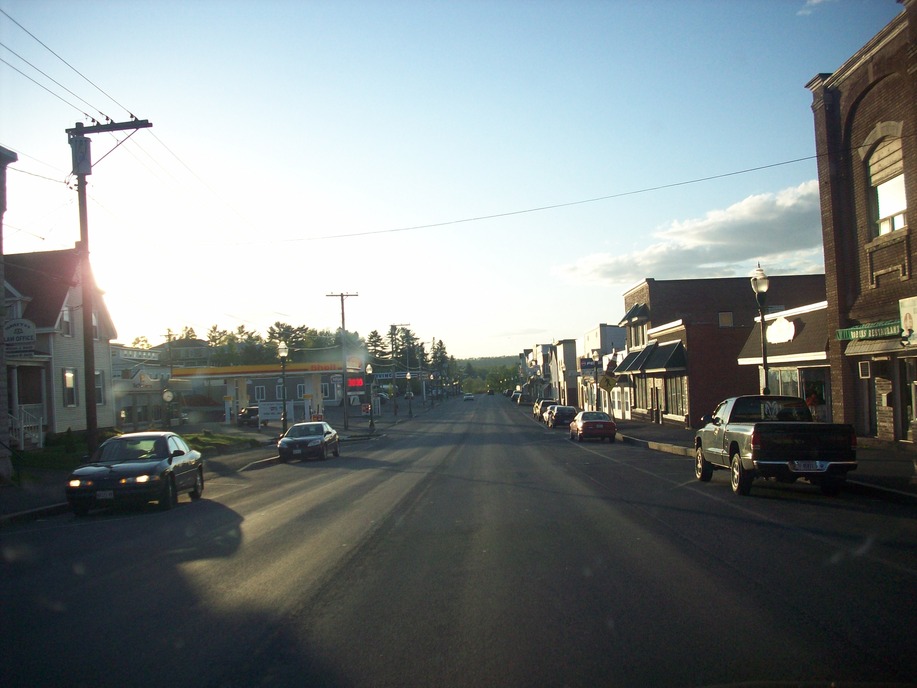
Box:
615;344;656;375
618;303;649;326
643;340;686;373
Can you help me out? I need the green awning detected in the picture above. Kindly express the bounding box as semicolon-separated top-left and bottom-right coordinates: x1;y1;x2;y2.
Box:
835;320;901;341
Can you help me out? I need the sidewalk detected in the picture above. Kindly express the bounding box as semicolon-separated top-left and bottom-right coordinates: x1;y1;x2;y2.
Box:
614;419;917;498
3;408;915;526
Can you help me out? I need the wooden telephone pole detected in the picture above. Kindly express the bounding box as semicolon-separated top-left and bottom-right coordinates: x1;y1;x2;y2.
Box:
327;292;358;430
66;119;152;452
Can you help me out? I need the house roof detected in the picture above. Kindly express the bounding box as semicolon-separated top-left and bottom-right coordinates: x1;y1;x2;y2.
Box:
4;249;116;337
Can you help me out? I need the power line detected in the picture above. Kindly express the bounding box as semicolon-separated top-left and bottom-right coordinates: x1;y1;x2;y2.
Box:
0;40;113;122
0;7;136;119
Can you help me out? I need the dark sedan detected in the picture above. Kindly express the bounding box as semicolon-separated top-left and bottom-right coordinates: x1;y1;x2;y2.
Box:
277;421;341;462
66;432;204;516
569;411;617;442
547;405;577;428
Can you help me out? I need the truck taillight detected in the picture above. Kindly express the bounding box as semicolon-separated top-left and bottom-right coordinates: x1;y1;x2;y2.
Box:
751;428;761;451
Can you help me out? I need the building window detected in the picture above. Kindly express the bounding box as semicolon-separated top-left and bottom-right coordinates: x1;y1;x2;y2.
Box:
276;384;284;401
869;136;907;236
718;311;734;327
95;371;105;405
321;382;331;400
60;306;72;337
631;324;647;348
665;375;687;416
92;312;99;340
296;384;306;398
254;385;266;401
63;368;78;407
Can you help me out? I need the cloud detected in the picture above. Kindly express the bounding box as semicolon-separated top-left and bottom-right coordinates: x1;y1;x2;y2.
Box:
797;0;836;17
554;180;824;286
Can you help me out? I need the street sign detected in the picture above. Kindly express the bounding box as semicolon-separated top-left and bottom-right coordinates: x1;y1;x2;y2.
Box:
599;375;617;392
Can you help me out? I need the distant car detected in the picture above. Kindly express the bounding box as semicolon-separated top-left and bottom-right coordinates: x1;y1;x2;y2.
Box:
533;398;558;422
237;405;260;427
464;393;475;401
569;411;617;442
487;389;495;395
277;421;340;462
66;431;204;516
547;405;577;428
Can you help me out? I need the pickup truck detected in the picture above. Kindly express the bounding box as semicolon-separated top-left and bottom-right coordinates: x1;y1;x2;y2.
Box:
694;395;857;496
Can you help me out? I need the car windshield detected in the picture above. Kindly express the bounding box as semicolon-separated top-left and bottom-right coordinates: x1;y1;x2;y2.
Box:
95;437;167;462
286;424;323;438
582;412;610;421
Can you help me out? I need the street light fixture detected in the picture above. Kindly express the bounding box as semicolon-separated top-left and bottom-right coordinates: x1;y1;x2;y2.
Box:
366;363;375;432
278;341;289;433
750;264;770;395
406;371;413;418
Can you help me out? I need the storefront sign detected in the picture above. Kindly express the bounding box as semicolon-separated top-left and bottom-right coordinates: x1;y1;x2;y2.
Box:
4;318;36;355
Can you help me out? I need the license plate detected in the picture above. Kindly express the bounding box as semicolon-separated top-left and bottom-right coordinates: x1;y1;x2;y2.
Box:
292;449;302;455
96;490;114;500
791;461;818;472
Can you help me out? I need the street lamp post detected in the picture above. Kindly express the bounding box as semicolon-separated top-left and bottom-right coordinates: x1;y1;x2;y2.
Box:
406;371;413;418
751;265;770;395
430;374;435;408
366;363;375;432
593;350;602;413
278;341;289;433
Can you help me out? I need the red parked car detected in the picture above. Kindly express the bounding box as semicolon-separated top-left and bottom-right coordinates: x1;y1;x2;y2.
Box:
569;411;617;442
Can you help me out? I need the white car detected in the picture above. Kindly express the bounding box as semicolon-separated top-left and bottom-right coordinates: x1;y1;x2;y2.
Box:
463;393;474;401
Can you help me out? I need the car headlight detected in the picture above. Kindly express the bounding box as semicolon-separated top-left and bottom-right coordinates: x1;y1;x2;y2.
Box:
308;439;322;447
119;474;158;485
69;478;92;488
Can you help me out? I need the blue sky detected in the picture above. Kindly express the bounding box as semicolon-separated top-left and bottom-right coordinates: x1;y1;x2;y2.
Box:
0;0;904;359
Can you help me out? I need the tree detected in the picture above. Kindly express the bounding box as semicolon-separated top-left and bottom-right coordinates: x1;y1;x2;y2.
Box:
366;330;387;361
131;336;150;349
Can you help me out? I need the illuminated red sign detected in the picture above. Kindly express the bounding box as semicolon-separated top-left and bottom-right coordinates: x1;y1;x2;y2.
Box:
347;377;365;388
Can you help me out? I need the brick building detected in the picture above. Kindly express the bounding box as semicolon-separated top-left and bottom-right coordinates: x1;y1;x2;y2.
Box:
807;0;916;440
616;276;826;428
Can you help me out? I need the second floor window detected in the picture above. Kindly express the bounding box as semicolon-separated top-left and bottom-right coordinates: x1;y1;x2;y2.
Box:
870;136;907;237
60;306;72;337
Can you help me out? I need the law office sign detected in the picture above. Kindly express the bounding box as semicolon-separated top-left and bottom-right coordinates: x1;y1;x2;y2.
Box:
4;318;36;356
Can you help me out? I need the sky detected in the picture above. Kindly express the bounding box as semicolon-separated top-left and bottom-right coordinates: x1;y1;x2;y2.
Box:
0;0;905;359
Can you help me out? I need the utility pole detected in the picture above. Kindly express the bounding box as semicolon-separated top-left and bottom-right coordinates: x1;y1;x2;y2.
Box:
66;119;152;453
327;292;358;430
389;323;408;415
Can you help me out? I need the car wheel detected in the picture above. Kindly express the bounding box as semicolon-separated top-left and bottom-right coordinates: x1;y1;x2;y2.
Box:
333;441;340;457
730;452;752;495
159;477;177;510
190;469;204;500
695;446;713;482
577;432;584;442
320;444;327;461
609;434;616;443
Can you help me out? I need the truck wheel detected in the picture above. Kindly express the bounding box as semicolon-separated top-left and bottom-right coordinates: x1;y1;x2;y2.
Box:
730;452;752;495
695;446;713;482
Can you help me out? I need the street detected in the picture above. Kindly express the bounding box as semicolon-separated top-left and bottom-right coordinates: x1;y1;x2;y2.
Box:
2;395;916;688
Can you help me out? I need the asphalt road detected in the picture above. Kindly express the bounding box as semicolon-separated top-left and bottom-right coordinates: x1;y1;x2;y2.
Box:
2;396;916;687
